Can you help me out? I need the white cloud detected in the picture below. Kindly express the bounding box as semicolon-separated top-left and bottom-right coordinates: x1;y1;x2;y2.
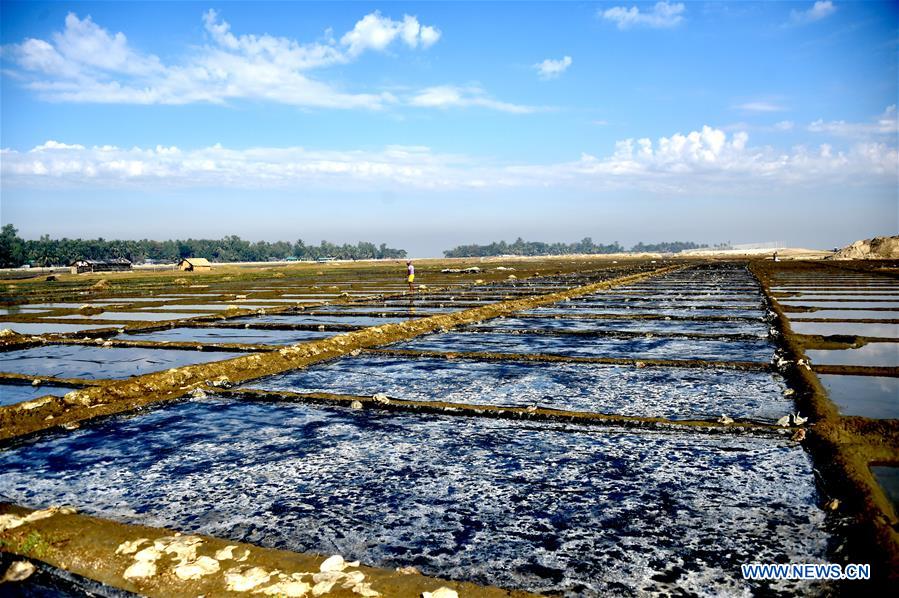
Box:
408;86;540;114
774;120;795;131
53;12;164;76
534;56;572;79
4;122;894;193
790;1;837;25
808;105;898;138
29;140;86;151
3;10;453;111
734;102;787;113
340;11;440;56
601;2;685;30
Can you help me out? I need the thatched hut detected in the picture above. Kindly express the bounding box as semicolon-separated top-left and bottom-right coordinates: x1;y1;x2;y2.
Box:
177;257;212;272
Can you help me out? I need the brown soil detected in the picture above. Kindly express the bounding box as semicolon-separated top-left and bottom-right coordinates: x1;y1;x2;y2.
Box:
829;236;899;260
0;504;535;597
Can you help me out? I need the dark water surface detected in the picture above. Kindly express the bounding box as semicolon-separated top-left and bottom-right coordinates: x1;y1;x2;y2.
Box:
0;384;80;407
0;398;832;596
392;331;774;362
245;355;792;422
119;327;335;345
0;345;245;379
818;375;899;419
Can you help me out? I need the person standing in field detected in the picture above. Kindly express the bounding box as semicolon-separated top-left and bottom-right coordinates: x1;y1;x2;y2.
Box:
406;260;415;294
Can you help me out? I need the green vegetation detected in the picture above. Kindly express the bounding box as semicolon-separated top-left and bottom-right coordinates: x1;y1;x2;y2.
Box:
0;225;406;267
19;530;51;557
443;237;719;257
0;530;53;558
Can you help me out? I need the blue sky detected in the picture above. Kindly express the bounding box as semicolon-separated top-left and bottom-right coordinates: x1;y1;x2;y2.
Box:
1;1;896;256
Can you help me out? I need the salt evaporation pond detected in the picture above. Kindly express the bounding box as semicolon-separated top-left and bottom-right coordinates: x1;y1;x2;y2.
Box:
790;309;899;320
245;355;792;421
141;304;253;311
89;297;174;303
777;295;899;301
571;298;764;309
870;466;899;516
772;285;899;292
0;322;113;335
0;397;833;596
315;305;458;314
0;383;80;407
119;327;335;345
16;303;96;310
818;375;899;419
0;345;244;380
231;314;419;327
806;343;899;367
790;321;899;338
392;331;774;362
777;300;899;309
522;306;765;318
0;307;49;315
465;316;769;336
604;291;761;298
51;311;208;321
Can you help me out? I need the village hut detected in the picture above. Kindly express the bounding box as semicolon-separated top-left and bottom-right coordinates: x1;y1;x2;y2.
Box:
69;258;132;275
178;257;212;272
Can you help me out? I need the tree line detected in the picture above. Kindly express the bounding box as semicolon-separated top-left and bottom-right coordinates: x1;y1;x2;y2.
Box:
0;225;407;267
443;237;720;257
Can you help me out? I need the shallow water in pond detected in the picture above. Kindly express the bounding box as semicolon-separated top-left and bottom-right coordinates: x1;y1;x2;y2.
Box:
315;305;459;314
806;343;899;367
0;345;244;379
776;289;899;296
245;355;791;421
778;300;899;310
871;466;899;517
141;304;254;311
613;290;760;297
231;314;420;327
0;307;49;316
465;316;768;336
771;278;897;284
789;309;899;320
0;383;79;407
17;303;97;310
817;375;899;419
392;331;774;362
51;312;208;321
790;321;899;338
89;297;174;303
119;327;335;345
776;295;899;301
379;302;499;310
0;322;112;335
522;306;764;318
0;398;832;596
266;299;327;304
574;298;763;309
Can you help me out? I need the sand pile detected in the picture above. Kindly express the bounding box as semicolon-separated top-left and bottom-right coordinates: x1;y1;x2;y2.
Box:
829;235;899;260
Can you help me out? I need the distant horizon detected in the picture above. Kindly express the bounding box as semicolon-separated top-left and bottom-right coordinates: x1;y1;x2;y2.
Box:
3;221;890;258
2;222;852;262
2;223;876;258
1;1;896;255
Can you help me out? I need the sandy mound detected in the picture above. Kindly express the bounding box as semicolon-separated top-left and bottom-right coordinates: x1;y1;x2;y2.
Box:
829;235;899;260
